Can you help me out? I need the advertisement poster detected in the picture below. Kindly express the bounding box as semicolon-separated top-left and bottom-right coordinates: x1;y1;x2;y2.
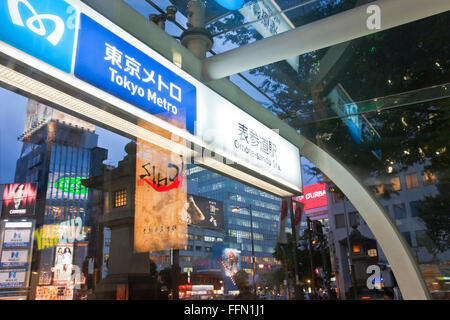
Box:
134;121;188;253
1;183;37;216
2;229;32;248
183;195;224;230
0;249;29;268
35;286;74;300
221;248;241;278
52;244;74;285
0;269;26;288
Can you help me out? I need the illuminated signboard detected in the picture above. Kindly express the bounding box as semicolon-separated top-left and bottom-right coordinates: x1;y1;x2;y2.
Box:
0;249;29;268
0;0;302;193
1;183;37;216
0;269;26;288
295;182;328;210
74;14;197;133
0;0;77;73
54;177;88;195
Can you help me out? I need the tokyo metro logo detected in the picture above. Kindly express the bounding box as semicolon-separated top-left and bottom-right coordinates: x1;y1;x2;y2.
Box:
8;0;65;46
0;0;78;73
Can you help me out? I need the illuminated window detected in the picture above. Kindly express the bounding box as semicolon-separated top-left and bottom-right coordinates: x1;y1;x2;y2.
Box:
405;173;419;189
390;176;402;191
352;245;361;253
368;249;377;257
422;171;437;186
113;189;127;208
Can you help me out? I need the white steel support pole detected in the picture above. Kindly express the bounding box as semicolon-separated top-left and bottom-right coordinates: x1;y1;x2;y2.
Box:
203;0;450;80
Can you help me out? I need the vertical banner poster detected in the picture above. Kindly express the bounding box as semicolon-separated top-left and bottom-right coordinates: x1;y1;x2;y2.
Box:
52;244;74;285
134;122;187;252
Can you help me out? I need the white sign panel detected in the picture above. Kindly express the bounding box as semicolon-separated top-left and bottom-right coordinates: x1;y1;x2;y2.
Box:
2;229;31;248
0;269;26;288
0;250;29;267
196;89;301;191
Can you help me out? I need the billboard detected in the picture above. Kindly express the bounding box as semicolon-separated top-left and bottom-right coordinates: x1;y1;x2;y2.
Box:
183;194;224;230
295;182;328;210
221;248;241;278
2;183;37;216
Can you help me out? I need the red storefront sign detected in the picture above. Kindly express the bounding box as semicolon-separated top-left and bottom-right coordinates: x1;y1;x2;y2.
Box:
295;182;327;210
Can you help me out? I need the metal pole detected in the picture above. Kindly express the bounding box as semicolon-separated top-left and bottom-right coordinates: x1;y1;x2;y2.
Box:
203;0;450;80
249;204;257;295
289;198;301;299
306;217;316;299
342;197;358;299
279;245;290;300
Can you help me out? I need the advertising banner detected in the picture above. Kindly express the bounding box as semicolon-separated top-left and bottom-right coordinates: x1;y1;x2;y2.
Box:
2;229;32;248
183;194;224;230
221;248;241;278
0;249;29;268
1;183;37;216
134;122;188;253
295;182;328;210
52;243;74;285
0;269;27;288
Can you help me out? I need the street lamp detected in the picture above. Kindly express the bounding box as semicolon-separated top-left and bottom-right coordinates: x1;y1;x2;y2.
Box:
231;204;256;295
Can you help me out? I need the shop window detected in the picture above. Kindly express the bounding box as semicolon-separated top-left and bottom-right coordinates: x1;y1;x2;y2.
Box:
405;173;419;189
205;247;212;252
393;203;407;219
409;201;423;217
422;171;437;186
195;246;202;251
334;214;346;229
367;249;377;257
390;176;402;191
195;235;202;241
113;189;127;208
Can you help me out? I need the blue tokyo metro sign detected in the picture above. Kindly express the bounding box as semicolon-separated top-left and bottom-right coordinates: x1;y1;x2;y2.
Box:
0;0;77;73
74;14;197;134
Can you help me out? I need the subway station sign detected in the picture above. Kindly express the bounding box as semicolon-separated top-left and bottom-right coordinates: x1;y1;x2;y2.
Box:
0;0;302;193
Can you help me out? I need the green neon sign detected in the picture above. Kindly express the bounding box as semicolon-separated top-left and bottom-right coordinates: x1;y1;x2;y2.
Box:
54;177;88;194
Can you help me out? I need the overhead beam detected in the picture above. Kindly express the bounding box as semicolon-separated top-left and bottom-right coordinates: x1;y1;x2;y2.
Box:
203;0;450;80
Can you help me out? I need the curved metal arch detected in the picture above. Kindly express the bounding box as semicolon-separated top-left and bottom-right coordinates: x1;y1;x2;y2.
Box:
298;136;430;300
